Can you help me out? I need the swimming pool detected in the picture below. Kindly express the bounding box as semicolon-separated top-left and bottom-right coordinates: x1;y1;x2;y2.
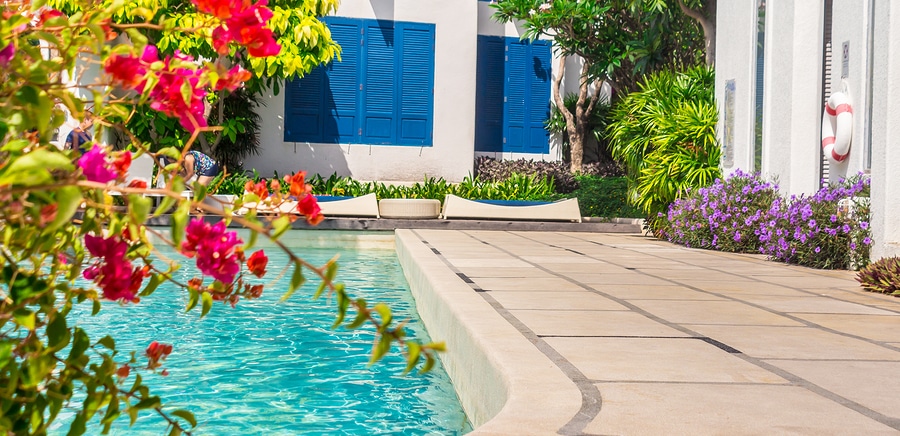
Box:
55;231;472;435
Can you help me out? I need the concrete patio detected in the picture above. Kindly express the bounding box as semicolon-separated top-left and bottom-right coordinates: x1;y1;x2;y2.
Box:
394;229;900;435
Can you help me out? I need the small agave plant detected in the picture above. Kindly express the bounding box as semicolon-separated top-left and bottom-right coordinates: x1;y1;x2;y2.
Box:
857;257;900;296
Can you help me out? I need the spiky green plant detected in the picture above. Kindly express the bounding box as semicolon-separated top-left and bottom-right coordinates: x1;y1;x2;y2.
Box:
857;257;900;296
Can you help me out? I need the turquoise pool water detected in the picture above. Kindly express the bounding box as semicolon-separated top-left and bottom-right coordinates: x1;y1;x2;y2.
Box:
56;231;472;435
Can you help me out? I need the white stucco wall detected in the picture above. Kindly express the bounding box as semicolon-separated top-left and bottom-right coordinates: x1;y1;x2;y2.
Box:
869;0;900;259
826;0;873;183
248;0;478;182
714;1;758;173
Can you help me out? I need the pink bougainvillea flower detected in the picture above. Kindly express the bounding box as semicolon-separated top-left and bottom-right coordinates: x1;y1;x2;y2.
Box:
182;218;244;283
39;204;57;226
239;25;281;57
244;180;269;201
247;250;268;278
0;43;14;67
104;53;147;89
82;234;141;302
77;146;118;183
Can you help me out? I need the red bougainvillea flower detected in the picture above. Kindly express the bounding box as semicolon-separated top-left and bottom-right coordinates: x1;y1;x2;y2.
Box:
247;250;268;278
112;151;132;177
201;0;281;57
104;53;148;89
182;218;244;283
244;180;269;201
77;146;118;183
0;44;14;68
145;341;173;372
297;194;324;225
147;52;208;133
39;204;57;226
116;364;131;379
83;234;142;302
214;64;252;92
127;179;148;189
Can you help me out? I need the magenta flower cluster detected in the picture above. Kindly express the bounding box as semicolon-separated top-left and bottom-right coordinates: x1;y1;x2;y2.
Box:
83;235;145;302
663;171;871;270
181;218;243;283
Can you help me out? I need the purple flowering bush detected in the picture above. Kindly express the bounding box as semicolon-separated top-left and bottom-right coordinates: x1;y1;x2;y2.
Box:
758;174;871;269
660;170;780;253
661;172;872;270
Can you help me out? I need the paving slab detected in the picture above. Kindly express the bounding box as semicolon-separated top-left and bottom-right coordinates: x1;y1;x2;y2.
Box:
629;300;804;326
454;267;555;278
585;383;899;435
685;325;900;360
487;291;628;311
792;313;900;342
470;277;585;292
766;360;900;419
589;284;727;301
744;295;896;315
509;310;690;338
546;337;786;384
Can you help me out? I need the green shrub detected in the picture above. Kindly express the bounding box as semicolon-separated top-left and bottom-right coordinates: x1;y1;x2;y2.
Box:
569;176;643;218
608;66;720;216
857;257;900;296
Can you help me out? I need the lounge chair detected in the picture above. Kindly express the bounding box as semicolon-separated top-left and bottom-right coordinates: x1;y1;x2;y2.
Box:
440;194;582;222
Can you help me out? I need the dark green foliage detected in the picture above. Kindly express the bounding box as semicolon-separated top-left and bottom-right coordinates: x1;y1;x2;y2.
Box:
568;176;643;218
857;257;900;296
474;157;625;194
209;88;264;172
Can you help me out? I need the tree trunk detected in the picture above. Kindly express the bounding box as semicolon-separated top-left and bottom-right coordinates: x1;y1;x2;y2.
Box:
678;0;717;66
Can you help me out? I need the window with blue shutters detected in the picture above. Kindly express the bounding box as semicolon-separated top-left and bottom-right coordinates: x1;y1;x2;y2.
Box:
284;17;434;146
475;36;552;154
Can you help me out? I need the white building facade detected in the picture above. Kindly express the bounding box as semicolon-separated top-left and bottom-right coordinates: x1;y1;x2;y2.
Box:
716;0;900;259
248;0;577;182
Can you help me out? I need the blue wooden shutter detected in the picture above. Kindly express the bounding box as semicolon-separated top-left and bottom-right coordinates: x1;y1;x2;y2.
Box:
324;19;362;143
284;67;324;142
504;39;528;152
361;21;395;144
527;40;551;153
396;22;435;146
475;36;504;152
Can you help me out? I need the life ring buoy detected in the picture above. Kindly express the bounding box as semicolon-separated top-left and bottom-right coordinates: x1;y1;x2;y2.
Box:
821;91;852;162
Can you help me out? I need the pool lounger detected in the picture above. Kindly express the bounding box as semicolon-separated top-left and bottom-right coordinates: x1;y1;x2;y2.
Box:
440;194;582;223
239;193;380;218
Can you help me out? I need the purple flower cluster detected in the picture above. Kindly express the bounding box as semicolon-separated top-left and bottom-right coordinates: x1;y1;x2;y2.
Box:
758;175;871;269
662;169;779;253
662;171;872;270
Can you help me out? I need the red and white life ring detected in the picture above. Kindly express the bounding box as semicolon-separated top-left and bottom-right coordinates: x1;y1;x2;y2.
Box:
821;91;852;162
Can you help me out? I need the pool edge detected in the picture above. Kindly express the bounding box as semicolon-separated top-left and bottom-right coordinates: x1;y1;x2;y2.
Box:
394;230;582;435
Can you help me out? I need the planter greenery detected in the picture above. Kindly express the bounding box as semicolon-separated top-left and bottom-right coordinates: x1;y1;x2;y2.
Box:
857;257;900;296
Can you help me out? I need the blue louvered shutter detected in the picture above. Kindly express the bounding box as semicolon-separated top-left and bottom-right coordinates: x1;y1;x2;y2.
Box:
361;22;395;144
475;36;504;152
527;40;551;153
324;19;362;143
504;39;527;152
396;22;434;146
284;67;324;142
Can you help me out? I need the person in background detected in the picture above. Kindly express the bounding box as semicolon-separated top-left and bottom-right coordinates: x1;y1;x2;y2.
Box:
64;112;93;153
158;150;221;188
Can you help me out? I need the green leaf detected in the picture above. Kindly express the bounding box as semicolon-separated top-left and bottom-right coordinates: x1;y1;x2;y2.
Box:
369;334;391;365
152;194;177;217
69;328;89;361
346;299;368;329
171;201;191;246
128;195;153;225
186;288;199;313
0;342;13;368
281;262;306;301
171;409;197;427
0;149;74;186
372;303;392;327
97;335;115;350
92;299;101;315
271;215;291;239
67;412;86;436
133;396;161;410
140;274;162;297
45;186;82;233
14;309;35;330
420;354;436;374
200;291;213;318
403;342;421;374
46;313;70;350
